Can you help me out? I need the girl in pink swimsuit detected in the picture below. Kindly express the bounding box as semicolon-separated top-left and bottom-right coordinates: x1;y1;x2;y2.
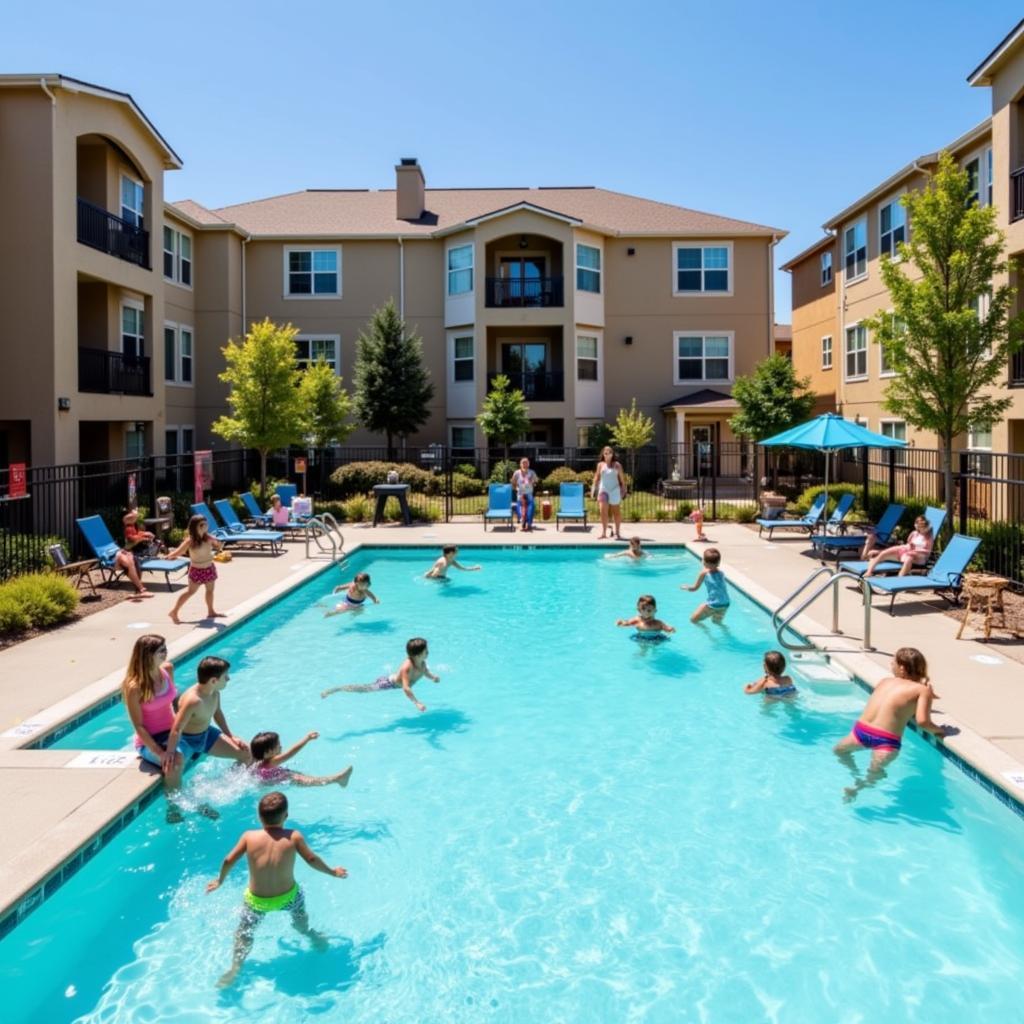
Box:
248;730;353;788
864;515;934;578
169;515;225;623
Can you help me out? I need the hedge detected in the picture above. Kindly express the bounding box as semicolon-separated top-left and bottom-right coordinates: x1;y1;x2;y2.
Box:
0;532;67;580
793;483;942;533
329;462;442;498
0;573;79;636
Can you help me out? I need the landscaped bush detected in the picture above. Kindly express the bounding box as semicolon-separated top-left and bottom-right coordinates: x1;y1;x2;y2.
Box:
342;495;372;522
673;502;695;522
792;482;944;533
540;467;591;491
329;462;440;498
489;459;519;484
454;463;479;479
248;477;289;501
0;573;79;635
966;518;1024;581
717;502;758;524
314;500;348;522
451;473;486;498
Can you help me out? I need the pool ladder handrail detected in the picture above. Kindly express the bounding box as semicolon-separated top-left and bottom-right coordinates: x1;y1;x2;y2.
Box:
303;513;345;561
771;566;874;653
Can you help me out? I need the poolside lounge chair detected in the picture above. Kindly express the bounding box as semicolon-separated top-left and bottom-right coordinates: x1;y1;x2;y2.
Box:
275;484;298;508
556;482;588;531
240;491;272;526
483;484;514;531
190;502;284;553
810;503;905;564
756;492;831;539
840;506;947;576
76;516;188;590
863;534;981;614
214;498;303;540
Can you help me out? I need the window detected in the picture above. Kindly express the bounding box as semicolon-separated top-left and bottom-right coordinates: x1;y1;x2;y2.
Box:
879;315;904;376
164;323;194;385
821;250;833;286
577;335;598;381
844;220;867;281
987;148;993;207
451;425;475;452
125;428;145;460
452;335;474;382
673;332;732;383
576;244;601;293
879;201;906;259
845;324;867;379
971;292;993;357
164;325;176;382
295;335;339;372
122;304;144;359
447;244;473;295
163;227;193;285
165;426;194;456
180;328;193;383
821;335;833;370
674;243;731;294
285;247;340;296
880;419;907;464
968;424;993;475
120;175;144;228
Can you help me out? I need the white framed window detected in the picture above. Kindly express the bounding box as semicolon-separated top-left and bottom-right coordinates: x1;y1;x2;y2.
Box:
820;250;833;286
164;323;195;385
971;292;993;358
447;244;473;295
122;302;144;359
452;335;474;382
880;419;907;464
821;335;833;370
125;427;146;460
165;425;195;456
450;424;475;451
879;314;904;377
673;242;732;295
294;335;340;372
879;200;906;259
163;226;193;286
844;219;867;282
120;175;144;228
576;244;601;293
844;324;868;380
673;332;733;384
577;335;599;381
284;247;341;297
164;324;176;383
180;327;193;384
968;423;993;474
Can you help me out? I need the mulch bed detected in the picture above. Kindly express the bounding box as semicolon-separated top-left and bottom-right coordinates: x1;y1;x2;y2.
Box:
944;587;1024;664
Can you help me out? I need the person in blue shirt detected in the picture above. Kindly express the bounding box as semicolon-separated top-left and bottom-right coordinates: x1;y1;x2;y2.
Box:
681;547;731;624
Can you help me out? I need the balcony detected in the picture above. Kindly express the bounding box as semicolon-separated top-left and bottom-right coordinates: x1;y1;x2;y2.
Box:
488;370;564;401
485;276;564;308
1013;168;1024;223
76;198;150;269
1012;348;1024;387
78;347;152;396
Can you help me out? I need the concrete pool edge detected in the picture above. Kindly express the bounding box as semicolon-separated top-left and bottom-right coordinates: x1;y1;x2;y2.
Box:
2;534;1023;939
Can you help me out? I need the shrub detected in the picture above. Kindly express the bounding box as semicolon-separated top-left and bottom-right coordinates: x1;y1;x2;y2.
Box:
540;466;582;491
0;532;67;580
342;495;371;522
654;509;669;522
967;518;1024;581
329;462;438;498
0;573;78;634
673;502;695;522
314;500;348;522
454;463;479;479
0;596;30;633
451;473;486;498
249;477;289;501
489;459;519;484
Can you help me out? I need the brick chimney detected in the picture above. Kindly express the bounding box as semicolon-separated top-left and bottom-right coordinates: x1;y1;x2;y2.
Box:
395;157;425;221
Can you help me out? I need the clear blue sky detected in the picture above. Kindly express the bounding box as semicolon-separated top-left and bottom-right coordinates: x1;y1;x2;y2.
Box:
4;0;1020;317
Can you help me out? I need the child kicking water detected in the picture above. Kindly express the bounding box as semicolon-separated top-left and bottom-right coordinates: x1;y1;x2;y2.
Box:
324;572;379;617
425;545;481;579
681;547;730;624
321;637;439;713
744;650;797;699
616;595;675;639
249;731;353;788
206;791;347;987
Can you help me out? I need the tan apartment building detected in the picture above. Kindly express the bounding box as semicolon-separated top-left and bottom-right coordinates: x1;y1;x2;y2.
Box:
0;75;785;472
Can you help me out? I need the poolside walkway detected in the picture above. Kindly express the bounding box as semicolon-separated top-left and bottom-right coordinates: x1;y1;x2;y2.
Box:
2;519;1023;923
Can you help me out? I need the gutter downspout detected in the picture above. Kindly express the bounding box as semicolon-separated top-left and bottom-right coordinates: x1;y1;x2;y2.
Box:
39;77;57;106
768;233;778;357
397;236;405;318
241;235;250;334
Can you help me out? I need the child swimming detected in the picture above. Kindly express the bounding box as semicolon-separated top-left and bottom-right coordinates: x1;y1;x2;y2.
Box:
324;572;379;617
608;536;647;560
321;637;440;713
616;594;675;639
249;731;353;788
425;545;481;579
744;650;797;699
681;547;730;624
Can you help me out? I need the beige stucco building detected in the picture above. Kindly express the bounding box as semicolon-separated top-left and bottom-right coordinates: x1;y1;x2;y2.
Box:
0;75;785;470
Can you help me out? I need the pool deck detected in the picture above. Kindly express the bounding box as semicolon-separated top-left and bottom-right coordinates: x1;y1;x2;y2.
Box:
2;520;1023;924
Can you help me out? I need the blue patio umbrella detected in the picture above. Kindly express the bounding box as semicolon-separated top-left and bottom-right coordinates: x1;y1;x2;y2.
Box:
758;413;908;518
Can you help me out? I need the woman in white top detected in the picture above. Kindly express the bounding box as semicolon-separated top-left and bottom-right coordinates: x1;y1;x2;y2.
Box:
591;446;628;540
511;457;539;532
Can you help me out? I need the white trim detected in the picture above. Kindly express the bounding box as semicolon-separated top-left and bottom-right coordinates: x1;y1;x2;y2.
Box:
121;298;144;358
283;245;342;298
575;332;600;383
163;321;195;387
843;322;868;382
448;330;475;385
120;173;144;228
462;201;583;228
821;334;833;371
446;242;474;297
164;424;195;456
163;225;193;289
449;422;476;449
843;218;867;284
672;241;734;297
820;250;833;287
962;146;993;207
878;194;907;262
294;333;342;375
575;242;602;294
672;330;735;385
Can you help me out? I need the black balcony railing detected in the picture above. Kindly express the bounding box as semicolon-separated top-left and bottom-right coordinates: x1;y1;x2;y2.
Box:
488;370;564;401
1012;348;1024;386
1012;168;1024;223
485;276;563;308
76;198;150;268
78;347;152;396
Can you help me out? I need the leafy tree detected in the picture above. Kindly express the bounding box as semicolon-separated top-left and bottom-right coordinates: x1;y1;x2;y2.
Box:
586;421;614;451
211;318;304;498
476;373;531;461
729;354;815;441
864;151;1024;530
299;358;355;449
353;300;435;459
610;398;655;481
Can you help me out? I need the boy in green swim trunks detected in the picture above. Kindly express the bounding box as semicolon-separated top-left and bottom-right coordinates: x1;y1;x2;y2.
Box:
206;790;348;987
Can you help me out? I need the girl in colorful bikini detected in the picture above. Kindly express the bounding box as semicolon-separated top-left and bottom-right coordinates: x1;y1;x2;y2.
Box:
249;730;353;788
169;514;225;623
744;650;797;699
321;637;439;713
324;572;379;617
863;515;933;578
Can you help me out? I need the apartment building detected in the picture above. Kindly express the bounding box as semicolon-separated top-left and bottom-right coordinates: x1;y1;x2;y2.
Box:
0;75;785;470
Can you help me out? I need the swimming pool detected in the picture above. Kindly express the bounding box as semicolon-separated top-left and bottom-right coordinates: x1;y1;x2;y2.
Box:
4;546;1024;1023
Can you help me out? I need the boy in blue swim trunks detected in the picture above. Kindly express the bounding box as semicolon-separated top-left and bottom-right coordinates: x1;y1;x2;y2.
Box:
321;637;440;713
163;655;252;771
617;594;675;639
206;790;347;987
681;547;730;624
324;572;379;617
744;650;797;699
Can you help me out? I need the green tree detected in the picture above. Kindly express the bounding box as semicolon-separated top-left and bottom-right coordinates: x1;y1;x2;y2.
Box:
586;422;614;451
211;318;304;498
299;358;356;449
864;151;1024;530
610;398;655;481
476;373;531;461
729;354;815;441
353;300;435;459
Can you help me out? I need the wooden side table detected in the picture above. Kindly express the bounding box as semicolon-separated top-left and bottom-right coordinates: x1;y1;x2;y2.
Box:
956;573;1009;641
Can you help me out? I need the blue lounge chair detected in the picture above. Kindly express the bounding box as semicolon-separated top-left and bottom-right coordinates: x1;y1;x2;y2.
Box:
756;492;829;539
76;516;188;590
191;502;284;553
483;484;514;531
214;498;302;540
841;506;947;576
811;503;905;564
863;534;981;614
275;484;298;508
556;482;588;531
240;491;272;526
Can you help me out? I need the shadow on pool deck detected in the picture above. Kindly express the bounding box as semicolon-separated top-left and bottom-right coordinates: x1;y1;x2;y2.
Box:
333;707;472;750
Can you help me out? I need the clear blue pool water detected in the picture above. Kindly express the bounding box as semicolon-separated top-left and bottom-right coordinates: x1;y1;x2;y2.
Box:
4;546;1024;1023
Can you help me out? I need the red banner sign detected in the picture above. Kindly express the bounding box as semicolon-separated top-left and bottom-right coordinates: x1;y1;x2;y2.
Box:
294;457;307;475
8;463;26;499
194;450;213;503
